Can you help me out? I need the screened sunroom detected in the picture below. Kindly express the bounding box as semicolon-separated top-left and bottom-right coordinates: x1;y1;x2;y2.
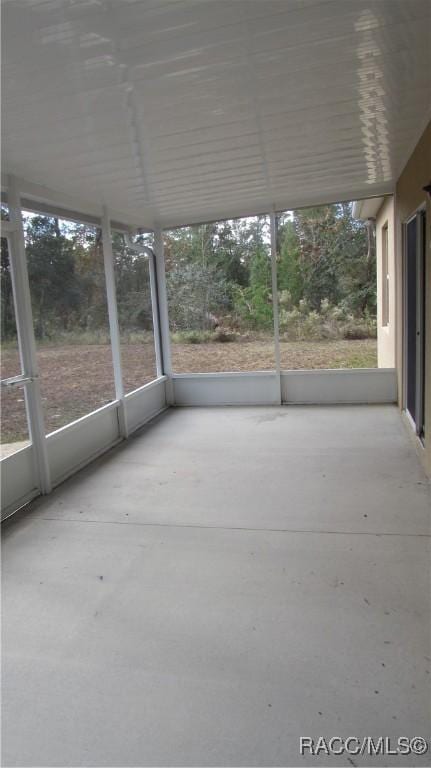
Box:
1;1;430;766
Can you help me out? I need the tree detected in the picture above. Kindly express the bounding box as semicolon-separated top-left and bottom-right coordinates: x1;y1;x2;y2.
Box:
232;244;273;330
25;216;82;339
1;205;16;342
277;217;303;305
0;204;375;346
276;203;375;315
1;236;16;341
113;234;154;334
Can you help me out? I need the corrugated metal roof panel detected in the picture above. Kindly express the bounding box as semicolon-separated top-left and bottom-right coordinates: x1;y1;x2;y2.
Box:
2;0;430;227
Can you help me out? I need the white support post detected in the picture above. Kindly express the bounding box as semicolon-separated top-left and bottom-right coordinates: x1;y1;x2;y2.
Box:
270;211;282;404
101;207;128;438
153;227;174;404
7;175;52;493
148;251;163;378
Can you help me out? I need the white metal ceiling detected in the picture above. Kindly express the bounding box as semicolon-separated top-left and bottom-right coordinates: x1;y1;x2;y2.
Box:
2;0;431;228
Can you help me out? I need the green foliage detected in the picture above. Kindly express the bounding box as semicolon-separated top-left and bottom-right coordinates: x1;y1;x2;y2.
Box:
278;293;376;341
276;203;376;315
165;217;273;332
1;215;156;344
171;329;214;344
167;261;232;331
113;234;154;334
164;204;375;337
277;219;303;304
0;203;376;349
1;235;15;342
170;329;236;344
233;246;273;330
24;216;88;339
7;215;110;341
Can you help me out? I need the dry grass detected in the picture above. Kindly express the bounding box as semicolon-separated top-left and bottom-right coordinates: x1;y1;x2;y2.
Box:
171;338;377;373
1;342;157;443
1;338;376;444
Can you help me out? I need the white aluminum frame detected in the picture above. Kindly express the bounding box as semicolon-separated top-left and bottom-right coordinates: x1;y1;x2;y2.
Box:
122;234;163;379
148;251;163;379
1;189;398;520
270;212;282;405
154;227;174;404
171;369;397;407
280;368;397;405
101;207;128;438
1;189;168;519
5;175;51;493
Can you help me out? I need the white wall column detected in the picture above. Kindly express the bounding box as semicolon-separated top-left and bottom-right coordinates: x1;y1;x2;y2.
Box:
101;207;128;438
270;211;282;404
7;175;51;493
154;227;174;404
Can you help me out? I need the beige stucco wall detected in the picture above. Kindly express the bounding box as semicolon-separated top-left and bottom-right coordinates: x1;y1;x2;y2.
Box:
395;121;431;475
375;196;396;368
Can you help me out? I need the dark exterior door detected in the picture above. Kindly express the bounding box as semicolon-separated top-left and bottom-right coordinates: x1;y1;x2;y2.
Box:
405;211;426;437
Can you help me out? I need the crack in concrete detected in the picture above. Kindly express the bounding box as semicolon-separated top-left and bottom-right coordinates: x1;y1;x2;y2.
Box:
40;517;431;538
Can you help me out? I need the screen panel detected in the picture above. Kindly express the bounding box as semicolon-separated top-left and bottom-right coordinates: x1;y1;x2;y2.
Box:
166;216;276;373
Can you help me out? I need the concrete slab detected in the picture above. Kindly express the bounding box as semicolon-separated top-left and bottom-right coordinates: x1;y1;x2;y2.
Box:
31;405;430;536
2;406;430;766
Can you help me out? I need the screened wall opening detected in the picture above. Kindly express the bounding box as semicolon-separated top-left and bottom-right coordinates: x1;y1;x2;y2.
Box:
1;231;31;457
165;216;276;373
276;202;377;370
163;203;378;376
113;233;158;393
24;214;116;433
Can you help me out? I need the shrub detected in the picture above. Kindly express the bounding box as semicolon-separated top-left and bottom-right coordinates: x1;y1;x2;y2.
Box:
171;329;237;344
279;297;376;341
171;330;212;344
213;330;236;343
301;310;322;340
343;319;377;340
343;326;370;340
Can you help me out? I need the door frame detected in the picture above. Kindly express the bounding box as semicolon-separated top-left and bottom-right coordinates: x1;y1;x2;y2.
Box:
2;183;52;494
402;202;427;439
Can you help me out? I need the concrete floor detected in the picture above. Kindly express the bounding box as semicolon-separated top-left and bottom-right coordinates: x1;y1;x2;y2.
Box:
2;405;430;767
